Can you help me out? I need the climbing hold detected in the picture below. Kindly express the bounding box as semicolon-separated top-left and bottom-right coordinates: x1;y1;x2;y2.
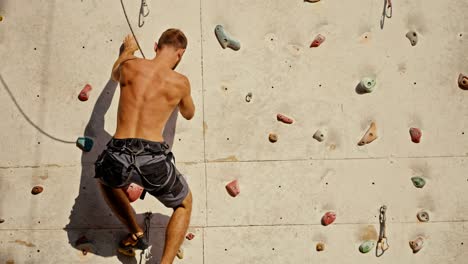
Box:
186;233;195;240
358;122;378;146
406;31;418;46
305;0;321;2
417;211;430;222
316;242;325;251
226;179;240;197
176;248;184;259
359;77;376;93
31;186;43;195
0;219;4;224
75;236;96;255
458;73;468;90
269;133;278;143
321;211;336;226
313;129;326;142
123;183;144;203
76;137;94;152
78;84;92;101
310;34;326;48
215;25;241;51
277;114;294;124
0;16;3;22
245;92;253;102
359;241;375;254
411;177;426;188
409;237;424;253
409;128;422;143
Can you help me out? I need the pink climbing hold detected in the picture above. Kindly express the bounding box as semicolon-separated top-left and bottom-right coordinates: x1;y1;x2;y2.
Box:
409;128;422;143
310;34;326;48
186;233;195;240
123;183;144;203
277;114;294;124
226;179;240;197
78;84;92;101
321;211;336;226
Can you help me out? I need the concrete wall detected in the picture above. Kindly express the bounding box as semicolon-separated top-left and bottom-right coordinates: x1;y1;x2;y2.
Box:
0;0;467;263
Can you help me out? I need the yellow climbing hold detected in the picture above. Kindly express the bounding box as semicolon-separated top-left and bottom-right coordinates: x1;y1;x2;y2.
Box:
0;16;3;22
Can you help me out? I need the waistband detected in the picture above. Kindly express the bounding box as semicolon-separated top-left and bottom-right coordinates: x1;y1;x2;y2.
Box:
107;137;170;155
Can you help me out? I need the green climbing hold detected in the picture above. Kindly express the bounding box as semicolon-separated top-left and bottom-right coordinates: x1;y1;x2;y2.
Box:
411;177;426;188
76;137;94;152
359;241;375;254
359;77;376;93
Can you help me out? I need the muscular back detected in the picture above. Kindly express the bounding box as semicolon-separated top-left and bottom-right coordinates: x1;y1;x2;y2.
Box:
113;58;192;142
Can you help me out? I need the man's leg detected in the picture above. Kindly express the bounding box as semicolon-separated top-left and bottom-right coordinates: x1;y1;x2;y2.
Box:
98;182;143;235
160;191;192;264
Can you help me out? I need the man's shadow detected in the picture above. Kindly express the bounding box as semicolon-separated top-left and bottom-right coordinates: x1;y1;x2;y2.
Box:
64;77;174;263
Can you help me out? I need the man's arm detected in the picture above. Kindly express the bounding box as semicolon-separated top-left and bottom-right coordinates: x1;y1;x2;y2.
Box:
179;77;195;120
111;34;139;82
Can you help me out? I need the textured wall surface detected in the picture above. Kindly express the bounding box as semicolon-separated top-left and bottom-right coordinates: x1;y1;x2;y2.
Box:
0;0;467;263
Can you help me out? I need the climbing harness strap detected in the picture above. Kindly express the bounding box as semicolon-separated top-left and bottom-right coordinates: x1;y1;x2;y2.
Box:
376;205;389;257
120;0;146;58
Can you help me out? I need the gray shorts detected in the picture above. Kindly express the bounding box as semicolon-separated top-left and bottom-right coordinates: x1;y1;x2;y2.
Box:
94;138;190;209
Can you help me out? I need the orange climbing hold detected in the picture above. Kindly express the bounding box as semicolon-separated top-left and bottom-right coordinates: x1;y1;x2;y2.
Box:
310;34;325;48
316;242;325;251
358;122;378;146
269;133;278;143
321;211;336;226
123;183;144;203
78;84;92;101
277;114;294;124
226;180;240;197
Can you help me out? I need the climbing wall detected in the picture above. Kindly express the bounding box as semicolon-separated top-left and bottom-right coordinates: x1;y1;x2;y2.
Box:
1;0;467;263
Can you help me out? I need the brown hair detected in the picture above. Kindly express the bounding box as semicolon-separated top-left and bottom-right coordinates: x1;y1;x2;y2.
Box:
158;28;187;50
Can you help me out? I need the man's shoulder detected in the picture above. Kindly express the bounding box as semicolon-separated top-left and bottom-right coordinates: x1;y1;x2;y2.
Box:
170;71;189;88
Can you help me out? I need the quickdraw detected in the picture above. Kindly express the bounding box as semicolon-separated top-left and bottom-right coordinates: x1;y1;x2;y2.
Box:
376;205;389;257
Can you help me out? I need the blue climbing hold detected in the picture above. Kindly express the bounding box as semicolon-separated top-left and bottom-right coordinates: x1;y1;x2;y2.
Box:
76;137;94;152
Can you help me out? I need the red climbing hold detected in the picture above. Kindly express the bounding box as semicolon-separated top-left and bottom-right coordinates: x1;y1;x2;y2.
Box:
277;114;294;124
458;73;468;90
226;180;240;197
321;211;336;226
409;128;422;143
78;84;92;101
31;186;43;195
123;183;144;203
186;233;195;240
310;34;325;48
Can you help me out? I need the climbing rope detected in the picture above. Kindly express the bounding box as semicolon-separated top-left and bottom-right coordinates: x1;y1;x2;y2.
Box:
120;0;146;59
376;205;389;257
138;0;150;28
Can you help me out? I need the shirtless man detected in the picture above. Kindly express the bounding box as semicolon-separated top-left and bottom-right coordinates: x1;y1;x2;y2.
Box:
94;29;195;264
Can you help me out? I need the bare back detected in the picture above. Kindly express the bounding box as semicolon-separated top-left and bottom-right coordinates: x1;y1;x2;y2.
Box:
113;58;188;142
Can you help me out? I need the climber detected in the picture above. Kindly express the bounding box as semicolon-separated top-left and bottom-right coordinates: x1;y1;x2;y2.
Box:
94;29;195;264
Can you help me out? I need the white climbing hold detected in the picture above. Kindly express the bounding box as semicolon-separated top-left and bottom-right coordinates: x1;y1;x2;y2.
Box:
215;25;241;51
313;129;326;142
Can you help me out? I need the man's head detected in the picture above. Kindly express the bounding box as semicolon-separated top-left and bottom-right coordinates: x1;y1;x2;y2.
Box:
155;28;187;69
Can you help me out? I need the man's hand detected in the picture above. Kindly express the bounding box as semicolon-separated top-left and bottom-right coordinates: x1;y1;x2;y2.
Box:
123;34;139;54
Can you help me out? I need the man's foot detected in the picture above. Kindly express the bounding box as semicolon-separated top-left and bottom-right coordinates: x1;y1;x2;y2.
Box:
118;232;148;257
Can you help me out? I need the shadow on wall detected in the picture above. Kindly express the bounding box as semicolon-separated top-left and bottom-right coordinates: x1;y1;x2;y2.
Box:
64;78;170;263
